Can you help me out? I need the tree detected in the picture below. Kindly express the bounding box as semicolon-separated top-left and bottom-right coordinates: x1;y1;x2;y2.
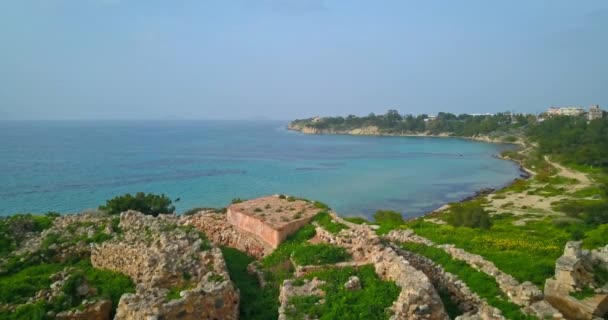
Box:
99;192;175;216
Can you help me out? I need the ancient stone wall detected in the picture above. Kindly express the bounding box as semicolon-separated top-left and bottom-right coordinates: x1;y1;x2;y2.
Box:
227;208;283;248
91;211;239;320
391;244;504;320
315;214;450;320
386;229;563;319
182;211;270;259
115;281;239;320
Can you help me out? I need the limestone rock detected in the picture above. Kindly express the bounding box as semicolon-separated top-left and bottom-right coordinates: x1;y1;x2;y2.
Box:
344;276;361;291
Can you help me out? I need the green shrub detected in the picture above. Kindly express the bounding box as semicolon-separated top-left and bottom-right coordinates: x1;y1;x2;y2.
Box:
99;192;175;216
291;244;351;266
313;201;329;210
372;210;405;235
373;210;404;225
446;202;492;230
583;224;608;249
231;198;244;204
344;217;369;224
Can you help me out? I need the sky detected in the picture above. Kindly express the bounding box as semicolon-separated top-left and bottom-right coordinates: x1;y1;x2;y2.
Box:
1;0;607;120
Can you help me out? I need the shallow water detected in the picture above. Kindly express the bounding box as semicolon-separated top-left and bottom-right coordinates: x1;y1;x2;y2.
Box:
0;120;519;218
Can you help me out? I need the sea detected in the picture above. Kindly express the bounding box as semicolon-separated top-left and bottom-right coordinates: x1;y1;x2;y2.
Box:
0;120;520;219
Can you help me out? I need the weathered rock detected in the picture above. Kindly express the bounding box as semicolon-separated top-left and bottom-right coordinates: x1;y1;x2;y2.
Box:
278;277;326;320
344;276;361;291
56;299;112;320
545;241;608;320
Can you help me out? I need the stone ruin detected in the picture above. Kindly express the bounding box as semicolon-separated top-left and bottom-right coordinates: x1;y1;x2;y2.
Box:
227;195;320;248
545;241;608;320
91;211;239;320
313;214;450;320
183;195;321;258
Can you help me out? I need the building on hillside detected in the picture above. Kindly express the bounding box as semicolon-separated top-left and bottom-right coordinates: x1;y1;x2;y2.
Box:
588;105;603;121
547;106;585;117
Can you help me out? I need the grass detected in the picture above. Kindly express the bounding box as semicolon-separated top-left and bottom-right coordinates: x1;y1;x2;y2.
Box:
287;265;400;320
570;286;596;300
0;260;134;319
0;263;65;304
314;211;348;234
291;244;351;266
221;225;318;320
0;213;58;256
221;247;279;320
399;242;536;320
406;217;570;286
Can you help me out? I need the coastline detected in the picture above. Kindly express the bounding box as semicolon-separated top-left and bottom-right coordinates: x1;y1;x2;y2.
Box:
287;123;533;219
286;123;525;147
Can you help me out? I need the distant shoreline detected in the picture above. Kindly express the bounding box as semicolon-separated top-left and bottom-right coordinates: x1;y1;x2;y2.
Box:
287;123;531;218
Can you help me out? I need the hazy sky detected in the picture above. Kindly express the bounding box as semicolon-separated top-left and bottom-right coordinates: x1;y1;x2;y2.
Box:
1;1;607;120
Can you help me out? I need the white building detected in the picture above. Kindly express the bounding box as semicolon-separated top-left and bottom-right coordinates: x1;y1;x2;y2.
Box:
547;106;585;117
588;105;603;121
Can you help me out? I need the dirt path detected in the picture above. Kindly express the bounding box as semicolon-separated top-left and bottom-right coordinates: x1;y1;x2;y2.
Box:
544;156;591;190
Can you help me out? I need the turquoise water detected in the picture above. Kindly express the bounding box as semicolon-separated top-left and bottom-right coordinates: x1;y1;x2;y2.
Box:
0;120;519;218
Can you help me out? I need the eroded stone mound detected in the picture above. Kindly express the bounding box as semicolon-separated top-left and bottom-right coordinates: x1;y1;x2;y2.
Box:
91;211;239;320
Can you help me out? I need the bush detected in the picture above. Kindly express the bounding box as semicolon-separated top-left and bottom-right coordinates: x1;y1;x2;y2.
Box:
344;217;369;224
373;210;404;225
446;202;492;229
373;210;404;235
313;201;330;210
99;192;175;216
292;244;351;266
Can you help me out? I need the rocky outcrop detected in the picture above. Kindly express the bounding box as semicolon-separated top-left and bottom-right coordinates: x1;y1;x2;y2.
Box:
316;214;450;320
182;211;270;259
545;241;608;320
386;229;563;319
91;211;239;320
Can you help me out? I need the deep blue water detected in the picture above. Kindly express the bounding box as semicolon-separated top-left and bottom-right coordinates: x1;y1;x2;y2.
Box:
0;120;519;218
